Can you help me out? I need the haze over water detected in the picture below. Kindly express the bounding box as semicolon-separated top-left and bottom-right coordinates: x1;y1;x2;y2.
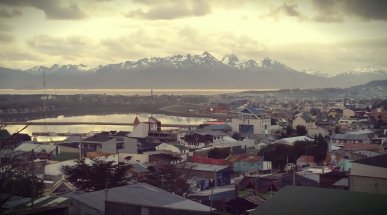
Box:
0;88;277;96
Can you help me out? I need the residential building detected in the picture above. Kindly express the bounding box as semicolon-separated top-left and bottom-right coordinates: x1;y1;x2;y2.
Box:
330;133;370;147
80;132;137;158
230;106;271;135
350;154;387;195
71;183;212;215
292;113;317;129
183;162;231;187
250;186;387;215
342;107;355;119
272;136;314;146
14;142;59;159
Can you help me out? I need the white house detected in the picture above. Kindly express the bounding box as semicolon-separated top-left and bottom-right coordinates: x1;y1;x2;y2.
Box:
80;132;138;157
230;106;271;135
156;143;189;154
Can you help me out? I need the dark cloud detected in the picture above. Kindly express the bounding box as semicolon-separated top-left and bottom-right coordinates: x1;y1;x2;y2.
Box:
311;0;387;21
263;3;306;21
0;0;87;20
127;0;211;20
27;35;92;56
0;9;22;18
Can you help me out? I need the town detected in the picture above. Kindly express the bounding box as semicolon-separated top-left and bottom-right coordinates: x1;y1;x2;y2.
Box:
1;91;387;215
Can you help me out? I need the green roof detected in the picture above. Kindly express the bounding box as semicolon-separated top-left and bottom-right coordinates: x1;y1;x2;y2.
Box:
173;144;189;151
250;186;387;215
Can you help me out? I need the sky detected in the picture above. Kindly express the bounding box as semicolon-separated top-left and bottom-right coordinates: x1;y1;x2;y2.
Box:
0;0;386;74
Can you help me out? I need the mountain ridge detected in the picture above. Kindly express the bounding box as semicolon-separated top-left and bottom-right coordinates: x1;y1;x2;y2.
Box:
1;52;386;89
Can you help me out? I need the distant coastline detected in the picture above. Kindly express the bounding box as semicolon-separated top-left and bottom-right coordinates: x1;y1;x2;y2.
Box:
0;88;279;96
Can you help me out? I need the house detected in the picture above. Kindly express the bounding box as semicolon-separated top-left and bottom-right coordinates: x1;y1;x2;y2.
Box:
342;107;355;119
292;113;317;130
272;136;314;146
71;183;212;215
296;155;316;167
156;143;189;154
178;130;230;149
370;107;387;123
330;133;370;147
350;154;387;195
250;186;387;215
80;132;137;158
226;155;263;174
230;106;272;135
183;162;231;187
14;143;59;159
187;185;236;209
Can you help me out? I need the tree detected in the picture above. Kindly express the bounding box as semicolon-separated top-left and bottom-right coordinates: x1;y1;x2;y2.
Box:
295;125;307;136
285;125;294;137
62;158;129;191
0;124;45;209
144;163;190;196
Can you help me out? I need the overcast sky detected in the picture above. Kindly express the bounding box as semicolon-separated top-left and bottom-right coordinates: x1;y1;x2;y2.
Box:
0;0;386;74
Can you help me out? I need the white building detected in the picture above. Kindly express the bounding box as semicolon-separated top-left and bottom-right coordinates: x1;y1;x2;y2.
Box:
230;106;271;135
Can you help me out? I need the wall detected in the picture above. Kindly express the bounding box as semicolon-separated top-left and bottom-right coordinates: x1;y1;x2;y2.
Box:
72;199;103;215
230;118;270;134
350;162;387;195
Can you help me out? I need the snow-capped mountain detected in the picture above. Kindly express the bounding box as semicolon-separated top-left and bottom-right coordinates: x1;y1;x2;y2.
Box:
2;52;386;89
348;66;386;74
302;69;334;77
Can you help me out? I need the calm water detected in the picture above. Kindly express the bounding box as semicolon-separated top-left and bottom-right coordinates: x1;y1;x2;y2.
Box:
7;113;211;142
0;88;277;96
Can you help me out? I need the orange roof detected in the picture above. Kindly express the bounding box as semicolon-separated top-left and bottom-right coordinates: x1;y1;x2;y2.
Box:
189;155;230;165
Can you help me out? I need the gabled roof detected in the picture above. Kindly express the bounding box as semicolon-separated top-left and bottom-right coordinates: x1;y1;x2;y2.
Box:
331;133;369;141
133;116;140;126
240;105;266;118
250;186;387;215
14;143;56;153
82;133;113;142
351;154;387;168
184;162;229;172
71;183;211;213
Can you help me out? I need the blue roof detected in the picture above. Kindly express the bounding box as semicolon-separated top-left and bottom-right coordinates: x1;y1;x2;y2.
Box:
241;106;265;117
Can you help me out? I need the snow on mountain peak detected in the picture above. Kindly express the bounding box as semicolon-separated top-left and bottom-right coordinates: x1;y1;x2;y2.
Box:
221;54;239;66
351;66;383;73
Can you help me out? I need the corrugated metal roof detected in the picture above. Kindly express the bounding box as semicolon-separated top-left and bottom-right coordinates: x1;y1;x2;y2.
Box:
184;162;229;172
71;183;211;213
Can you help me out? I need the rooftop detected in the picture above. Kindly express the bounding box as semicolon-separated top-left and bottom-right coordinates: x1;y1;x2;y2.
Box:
351;154;387;168
71;183;211;213
250;186;387;215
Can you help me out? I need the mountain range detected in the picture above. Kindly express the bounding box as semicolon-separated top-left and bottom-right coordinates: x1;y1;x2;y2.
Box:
0;52;386;89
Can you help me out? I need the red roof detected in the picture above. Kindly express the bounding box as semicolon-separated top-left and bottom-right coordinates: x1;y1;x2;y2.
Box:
189;155;230;165
205;121;226;125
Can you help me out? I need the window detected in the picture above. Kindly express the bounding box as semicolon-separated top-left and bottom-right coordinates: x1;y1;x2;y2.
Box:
116;142;124;150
